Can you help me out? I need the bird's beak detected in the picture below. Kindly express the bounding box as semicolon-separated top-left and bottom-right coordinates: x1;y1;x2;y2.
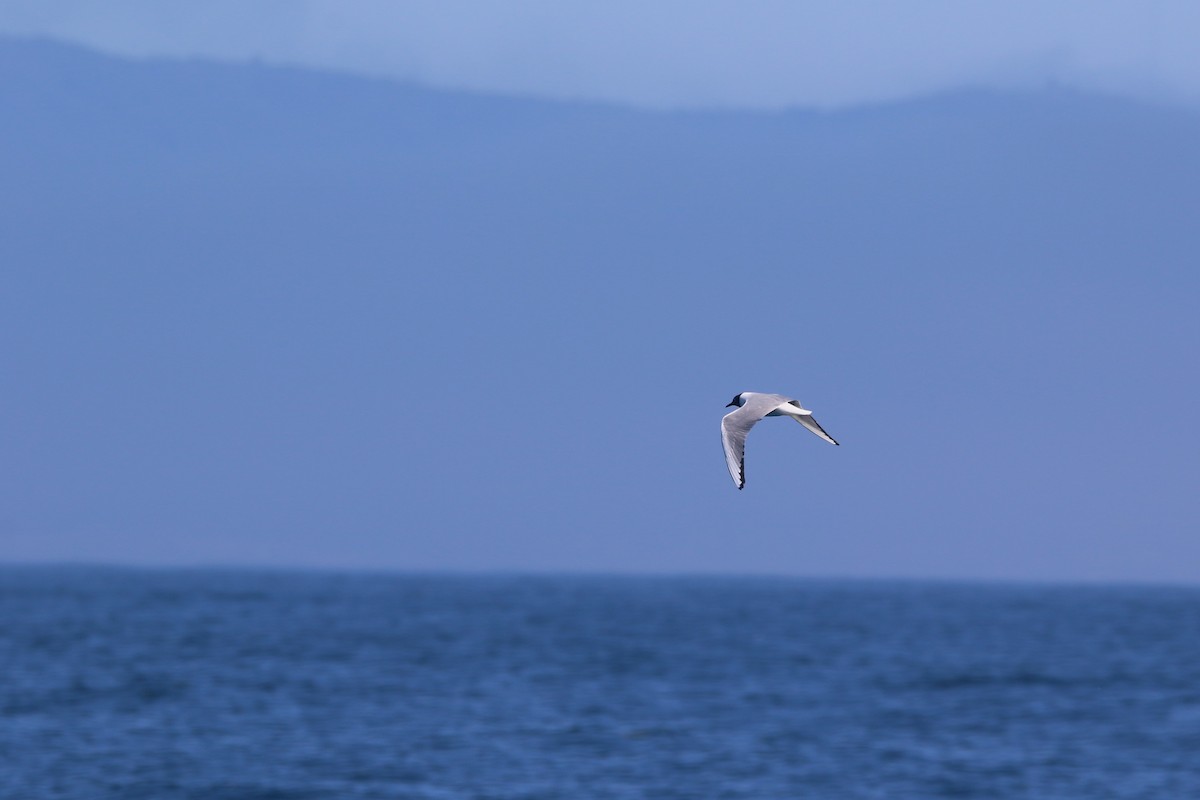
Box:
725;401;737;408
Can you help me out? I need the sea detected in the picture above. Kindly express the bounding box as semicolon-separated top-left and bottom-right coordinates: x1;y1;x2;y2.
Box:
2;567;1198;799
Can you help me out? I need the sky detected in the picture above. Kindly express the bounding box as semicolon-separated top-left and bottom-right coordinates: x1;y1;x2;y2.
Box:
2;1;1200;109
1;10;1198;584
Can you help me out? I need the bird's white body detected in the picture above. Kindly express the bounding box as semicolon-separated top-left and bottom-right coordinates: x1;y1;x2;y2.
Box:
765;404;812;417
721;391;838;490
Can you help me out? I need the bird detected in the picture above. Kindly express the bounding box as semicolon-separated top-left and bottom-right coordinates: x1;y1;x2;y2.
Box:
721;392;839;489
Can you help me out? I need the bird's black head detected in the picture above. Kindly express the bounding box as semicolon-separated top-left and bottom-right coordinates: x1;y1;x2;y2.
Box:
726;393;744;408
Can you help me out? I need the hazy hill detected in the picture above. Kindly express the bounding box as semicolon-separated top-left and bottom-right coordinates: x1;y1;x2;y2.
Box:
2;37;1197;580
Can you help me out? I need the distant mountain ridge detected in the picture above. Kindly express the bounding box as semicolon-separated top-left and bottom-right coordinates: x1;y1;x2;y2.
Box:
5;34;1196;164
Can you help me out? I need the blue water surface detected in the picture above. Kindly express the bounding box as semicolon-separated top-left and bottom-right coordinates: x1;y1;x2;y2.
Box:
1;567;1198;799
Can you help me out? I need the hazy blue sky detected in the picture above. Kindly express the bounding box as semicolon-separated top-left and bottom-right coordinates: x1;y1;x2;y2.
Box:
2;1;1200;109
2;14;1198;583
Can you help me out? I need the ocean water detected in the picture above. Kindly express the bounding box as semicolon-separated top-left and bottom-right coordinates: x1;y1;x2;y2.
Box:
2;568;1199;799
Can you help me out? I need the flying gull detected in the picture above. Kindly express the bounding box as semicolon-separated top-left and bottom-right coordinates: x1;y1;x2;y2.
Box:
721;392;839;489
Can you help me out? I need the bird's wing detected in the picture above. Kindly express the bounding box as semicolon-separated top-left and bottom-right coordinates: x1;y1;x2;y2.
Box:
721;395;789;489
792;413;840;446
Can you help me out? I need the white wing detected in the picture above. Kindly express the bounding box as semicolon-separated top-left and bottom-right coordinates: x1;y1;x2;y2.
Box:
792;413;840;446
720;394;789;489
